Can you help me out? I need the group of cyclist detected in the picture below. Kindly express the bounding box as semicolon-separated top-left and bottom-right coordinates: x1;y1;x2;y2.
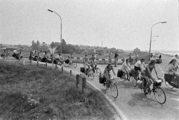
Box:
30;50;73;65
83;54;98;75
102;53;179;94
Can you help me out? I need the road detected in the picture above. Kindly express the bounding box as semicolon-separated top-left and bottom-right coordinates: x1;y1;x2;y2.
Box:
63;54;179;120
3;54;178;120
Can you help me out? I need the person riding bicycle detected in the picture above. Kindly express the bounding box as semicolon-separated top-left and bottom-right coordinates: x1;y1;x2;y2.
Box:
41;51;48;62
143;59;159;95
103;63;116;88
68;53;73;65
90;54;96;73
165;57;179;87
121;58;132;79
134;58;145;78
83;54;90;75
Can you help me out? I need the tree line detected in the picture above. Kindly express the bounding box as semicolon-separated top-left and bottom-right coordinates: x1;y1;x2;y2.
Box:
31;40;124;55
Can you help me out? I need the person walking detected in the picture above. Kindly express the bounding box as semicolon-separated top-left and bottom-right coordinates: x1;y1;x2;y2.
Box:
114;52;118;67
108;52;112;64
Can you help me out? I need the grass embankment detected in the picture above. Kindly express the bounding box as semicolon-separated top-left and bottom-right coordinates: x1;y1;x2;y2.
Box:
0;61;114;120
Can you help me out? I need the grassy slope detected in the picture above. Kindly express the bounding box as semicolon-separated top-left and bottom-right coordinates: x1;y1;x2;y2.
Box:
0;61;114;120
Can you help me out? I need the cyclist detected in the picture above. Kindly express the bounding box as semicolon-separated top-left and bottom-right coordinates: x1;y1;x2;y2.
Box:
41;51;48;62
165;57;179;87
90;54;96;73
58;53;64;65
143;59;159;95
103;63;116;88
134;58;145;77
121;58;132;80
69;53;73;65
83;54;90;75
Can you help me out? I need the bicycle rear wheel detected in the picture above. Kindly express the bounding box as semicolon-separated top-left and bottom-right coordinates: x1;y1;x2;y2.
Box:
131;77;137;87
88;70;94;80
154;87;166;104
110;83;118;99
96;68;101;74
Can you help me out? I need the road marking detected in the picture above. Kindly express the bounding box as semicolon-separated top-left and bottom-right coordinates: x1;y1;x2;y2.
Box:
173;107;179;110
157;64;165;74
171;98;179;102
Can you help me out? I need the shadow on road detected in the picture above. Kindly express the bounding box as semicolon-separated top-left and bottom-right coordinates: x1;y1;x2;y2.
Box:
128;92;163;109
117;80;138;89
162;87;179;96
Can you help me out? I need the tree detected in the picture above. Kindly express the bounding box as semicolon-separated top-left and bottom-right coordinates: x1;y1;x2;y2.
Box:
31;40;36;50
36;40;40;51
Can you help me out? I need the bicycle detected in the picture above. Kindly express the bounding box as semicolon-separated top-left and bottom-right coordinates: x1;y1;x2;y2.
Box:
63;59;77;68
99;73;118;99
80;66;94;80
138;77;166;104
91;64;101;74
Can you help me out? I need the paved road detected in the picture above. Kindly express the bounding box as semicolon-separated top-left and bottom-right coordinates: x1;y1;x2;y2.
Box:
63;54;179;120
3;55;178;120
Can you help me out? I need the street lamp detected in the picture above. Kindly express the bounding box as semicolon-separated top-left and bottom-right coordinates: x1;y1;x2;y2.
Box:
149;21;167;59
48;9;62;54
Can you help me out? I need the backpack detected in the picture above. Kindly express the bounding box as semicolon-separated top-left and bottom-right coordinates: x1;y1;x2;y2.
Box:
99;74;106;84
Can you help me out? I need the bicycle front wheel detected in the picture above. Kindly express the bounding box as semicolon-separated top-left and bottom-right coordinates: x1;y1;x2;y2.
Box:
72;63;77;68
96;68;101;74
131;77;137;87
110;83;118;99
88;71;94;80
154;87;166;104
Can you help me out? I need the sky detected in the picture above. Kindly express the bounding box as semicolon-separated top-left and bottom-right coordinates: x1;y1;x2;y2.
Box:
0;0;178;51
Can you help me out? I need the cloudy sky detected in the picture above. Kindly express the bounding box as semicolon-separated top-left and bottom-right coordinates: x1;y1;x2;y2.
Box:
0;0;178;51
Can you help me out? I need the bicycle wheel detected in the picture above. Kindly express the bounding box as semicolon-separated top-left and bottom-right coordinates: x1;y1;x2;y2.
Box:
131;77;137;87
72;63;77;68
96;68;101;74
110;83;118;99
165;80;174;89
154;87;166;104
88;70;94;80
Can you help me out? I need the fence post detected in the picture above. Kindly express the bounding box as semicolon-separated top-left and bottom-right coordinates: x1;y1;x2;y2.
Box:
46;61;47;68
70;70;72;77
76;74;80;88
61;67;63;73
82;77;86;93
30;59;31;65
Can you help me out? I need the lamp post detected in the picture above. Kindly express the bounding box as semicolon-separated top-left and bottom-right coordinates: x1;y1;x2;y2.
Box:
48;9;62;54
149;21;167;60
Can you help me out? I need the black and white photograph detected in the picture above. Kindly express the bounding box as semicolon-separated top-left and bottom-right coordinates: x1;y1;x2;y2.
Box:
0;0;178;120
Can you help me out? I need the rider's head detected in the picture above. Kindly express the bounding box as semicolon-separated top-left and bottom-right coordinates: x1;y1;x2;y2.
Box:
140;58;145;63
169;57;177;65
107;63;112;70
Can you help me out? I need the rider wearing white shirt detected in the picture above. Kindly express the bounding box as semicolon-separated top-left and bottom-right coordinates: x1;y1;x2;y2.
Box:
134;59;145;72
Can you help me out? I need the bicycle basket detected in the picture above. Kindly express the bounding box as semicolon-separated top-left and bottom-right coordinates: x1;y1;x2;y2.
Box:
99;76;106;84
154;79;163;87
154;82;161;87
